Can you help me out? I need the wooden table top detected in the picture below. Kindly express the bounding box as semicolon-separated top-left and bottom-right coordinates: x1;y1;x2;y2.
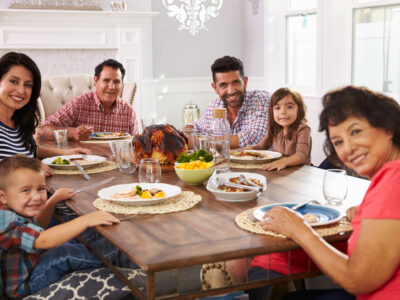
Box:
43;141;370;273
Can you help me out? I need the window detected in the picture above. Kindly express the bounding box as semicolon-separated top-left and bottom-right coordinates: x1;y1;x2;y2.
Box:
352;4;400;97
286;13;317;93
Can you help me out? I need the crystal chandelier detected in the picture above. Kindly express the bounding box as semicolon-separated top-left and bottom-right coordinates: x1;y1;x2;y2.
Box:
162;0;224;36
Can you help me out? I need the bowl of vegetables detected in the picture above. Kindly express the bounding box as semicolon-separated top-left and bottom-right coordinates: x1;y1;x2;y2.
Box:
174;149;215;185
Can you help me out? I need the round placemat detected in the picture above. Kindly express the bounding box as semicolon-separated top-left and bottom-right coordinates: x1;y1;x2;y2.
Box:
230;162;264;169
93;191;201;214
80;136;133;144
51;161;117;175
235;208;352;238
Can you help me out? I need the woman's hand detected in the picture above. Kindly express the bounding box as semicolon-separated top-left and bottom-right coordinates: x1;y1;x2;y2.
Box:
41;162;54;177
346;206;359;222
259;206;311;239
63;147;92;155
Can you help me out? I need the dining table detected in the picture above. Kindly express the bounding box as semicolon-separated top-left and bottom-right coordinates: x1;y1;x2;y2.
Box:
41;140;371;299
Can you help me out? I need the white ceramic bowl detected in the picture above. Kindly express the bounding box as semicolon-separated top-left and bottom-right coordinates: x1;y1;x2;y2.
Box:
206;172;267;202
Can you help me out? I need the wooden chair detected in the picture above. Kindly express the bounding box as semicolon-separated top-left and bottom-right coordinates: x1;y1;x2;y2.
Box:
37;73;137;124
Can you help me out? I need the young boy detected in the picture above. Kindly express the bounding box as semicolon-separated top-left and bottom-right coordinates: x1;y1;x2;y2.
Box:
0;155;121;298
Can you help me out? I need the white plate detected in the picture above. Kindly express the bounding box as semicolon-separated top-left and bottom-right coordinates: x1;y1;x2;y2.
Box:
206;172;266;202
230;150;282;164
252;203;342;227
97;183;181;206
42;155;106;170
90;132;131;140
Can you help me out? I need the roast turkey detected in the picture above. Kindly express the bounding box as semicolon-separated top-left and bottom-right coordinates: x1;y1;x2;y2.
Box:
132;124;188;164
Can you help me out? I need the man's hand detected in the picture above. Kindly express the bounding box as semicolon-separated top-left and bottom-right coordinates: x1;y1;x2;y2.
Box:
69;125;93;141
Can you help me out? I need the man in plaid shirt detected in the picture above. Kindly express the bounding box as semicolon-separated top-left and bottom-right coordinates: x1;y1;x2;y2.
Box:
37;59;139;141
188;56;270;148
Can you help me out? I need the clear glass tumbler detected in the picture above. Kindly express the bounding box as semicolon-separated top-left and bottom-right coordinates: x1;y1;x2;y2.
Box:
323;169;348;206
109;140;137;173
54;129;68;146
139;158;162;183
209;140;230;173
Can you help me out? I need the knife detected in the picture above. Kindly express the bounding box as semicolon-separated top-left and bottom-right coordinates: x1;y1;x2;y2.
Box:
216;177;263;192
74;176;115;194
73;160;91;180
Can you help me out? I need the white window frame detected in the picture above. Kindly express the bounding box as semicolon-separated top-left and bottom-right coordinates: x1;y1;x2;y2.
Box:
264;0;400;100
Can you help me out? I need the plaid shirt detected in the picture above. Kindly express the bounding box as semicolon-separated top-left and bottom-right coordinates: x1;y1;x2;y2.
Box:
0;203;43;298
190;90;271;147
42;91;139;135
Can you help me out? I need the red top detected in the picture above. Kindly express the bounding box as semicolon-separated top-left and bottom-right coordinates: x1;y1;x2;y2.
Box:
43;91;139;135
348;159;400;299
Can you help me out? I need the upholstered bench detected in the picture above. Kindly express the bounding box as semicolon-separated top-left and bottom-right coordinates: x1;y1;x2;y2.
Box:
24;267;145;300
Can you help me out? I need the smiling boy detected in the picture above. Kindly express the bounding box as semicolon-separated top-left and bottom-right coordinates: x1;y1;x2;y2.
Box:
0;155;120;298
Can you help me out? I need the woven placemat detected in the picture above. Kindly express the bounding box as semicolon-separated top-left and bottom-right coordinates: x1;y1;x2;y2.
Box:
80;136;133;144
51;161;117;175
235;208;352;238
230;162;264;169
93;191;201;214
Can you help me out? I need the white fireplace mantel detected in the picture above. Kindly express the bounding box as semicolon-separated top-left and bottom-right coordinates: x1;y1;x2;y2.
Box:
0;8;158;82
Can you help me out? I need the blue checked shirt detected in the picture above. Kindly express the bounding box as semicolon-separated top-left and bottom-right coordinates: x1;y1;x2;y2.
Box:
190;90;271;148
0;204;43;298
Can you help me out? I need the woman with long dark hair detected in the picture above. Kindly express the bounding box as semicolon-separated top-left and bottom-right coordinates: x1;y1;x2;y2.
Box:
0;52;90;170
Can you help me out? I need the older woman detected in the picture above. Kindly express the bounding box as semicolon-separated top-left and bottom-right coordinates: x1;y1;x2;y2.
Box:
260;86;400;299
0;52;90;173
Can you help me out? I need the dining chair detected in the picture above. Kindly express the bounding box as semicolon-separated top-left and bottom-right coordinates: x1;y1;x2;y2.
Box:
37;73;137;124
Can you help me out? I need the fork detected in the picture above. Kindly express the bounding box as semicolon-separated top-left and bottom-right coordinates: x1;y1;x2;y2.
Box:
117;212;143;221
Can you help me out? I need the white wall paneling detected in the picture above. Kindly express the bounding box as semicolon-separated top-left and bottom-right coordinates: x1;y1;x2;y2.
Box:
0;9;157;123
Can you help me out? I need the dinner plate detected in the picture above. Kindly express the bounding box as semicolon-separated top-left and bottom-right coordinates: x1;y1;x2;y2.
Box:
97;183;181;206
252;203;342;227
90;132;131;140
206;172;267;202
230;150;282;164
42;155;106;170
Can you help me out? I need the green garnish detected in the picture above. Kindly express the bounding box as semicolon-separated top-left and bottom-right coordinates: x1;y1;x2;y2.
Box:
136;185;142;196
51;157;70;165
177;149;213;163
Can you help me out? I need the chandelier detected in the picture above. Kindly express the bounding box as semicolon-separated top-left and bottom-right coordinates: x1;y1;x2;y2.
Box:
162;0;224;36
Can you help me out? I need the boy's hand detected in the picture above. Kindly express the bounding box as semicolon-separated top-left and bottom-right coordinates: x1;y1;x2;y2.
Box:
84;211;120;227
49;188;75;204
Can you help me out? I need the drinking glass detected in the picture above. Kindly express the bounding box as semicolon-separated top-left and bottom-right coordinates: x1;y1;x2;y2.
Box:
195;134;210;152
209;140;230;173
183;127;195;154
54;129;68;146
109;140;137;173
139;158;162;183
323;169;348;206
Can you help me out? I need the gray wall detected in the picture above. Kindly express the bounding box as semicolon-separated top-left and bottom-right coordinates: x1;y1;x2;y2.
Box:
151;0;264;78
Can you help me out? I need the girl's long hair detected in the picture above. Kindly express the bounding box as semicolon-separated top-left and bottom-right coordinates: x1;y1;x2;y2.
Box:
265;87;307;148
0;52;41;153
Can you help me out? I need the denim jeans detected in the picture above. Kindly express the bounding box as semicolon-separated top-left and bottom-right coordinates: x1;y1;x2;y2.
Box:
247;267;283;300
28;242;103;294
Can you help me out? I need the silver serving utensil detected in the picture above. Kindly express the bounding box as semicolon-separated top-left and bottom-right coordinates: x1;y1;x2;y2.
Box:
73;160;91;180
216;177;263;192
239;174;262;189
74;177;115;194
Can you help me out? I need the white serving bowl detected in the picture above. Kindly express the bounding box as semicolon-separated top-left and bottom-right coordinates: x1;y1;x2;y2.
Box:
206;172;267;202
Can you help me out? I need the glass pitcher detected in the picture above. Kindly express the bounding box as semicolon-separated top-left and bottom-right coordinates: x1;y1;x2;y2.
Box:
182;103;200;127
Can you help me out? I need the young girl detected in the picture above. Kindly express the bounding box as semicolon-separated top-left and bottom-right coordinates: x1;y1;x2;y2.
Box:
251;87;312;170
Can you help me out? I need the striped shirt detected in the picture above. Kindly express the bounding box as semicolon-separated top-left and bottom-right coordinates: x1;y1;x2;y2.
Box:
0;203;43;298
42;91;139;135
190;90;271;148
0;121;34;160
